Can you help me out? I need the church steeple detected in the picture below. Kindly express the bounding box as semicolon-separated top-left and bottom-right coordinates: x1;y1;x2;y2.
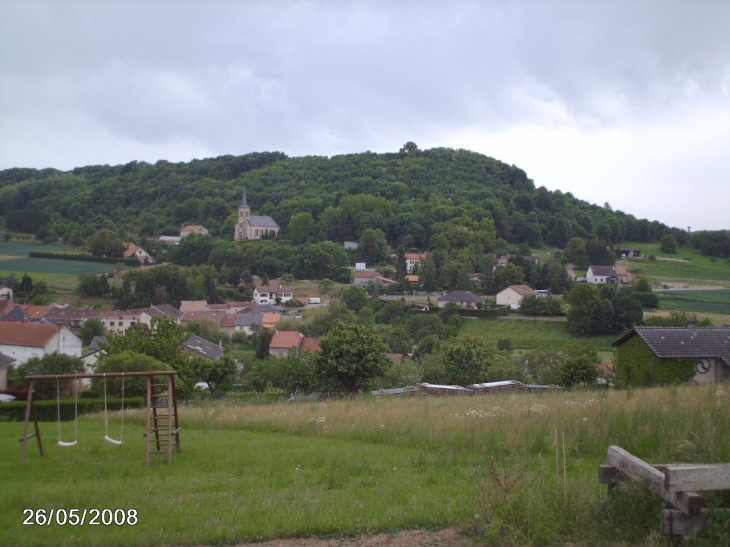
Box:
241;187;248;208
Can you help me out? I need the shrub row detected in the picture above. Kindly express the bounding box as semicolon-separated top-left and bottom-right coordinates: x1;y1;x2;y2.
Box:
28;252;140;267
0;397;145;422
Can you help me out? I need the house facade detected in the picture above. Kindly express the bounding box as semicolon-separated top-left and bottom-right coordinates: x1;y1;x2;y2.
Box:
0;323;82;365
253;286;293;305
0;286;12;300
586;265;618;284
353;271;397;288
123;243;152;263
405;253;426;273
612;326;730;386
234;188;280;240
496;285;537;310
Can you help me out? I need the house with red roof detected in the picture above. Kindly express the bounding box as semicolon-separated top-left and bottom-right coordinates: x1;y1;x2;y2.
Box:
269;331;321;357
496;284;538;310
0;322;82;365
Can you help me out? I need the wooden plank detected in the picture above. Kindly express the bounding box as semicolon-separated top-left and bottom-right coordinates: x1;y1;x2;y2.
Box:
664;464;730;493
599;465;628;484
662;509;706;536
607;446;703;516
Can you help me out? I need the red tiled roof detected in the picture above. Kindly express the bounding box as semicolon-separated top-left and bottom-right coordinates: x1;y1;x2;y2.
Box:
507;284;537;295
386;353;404;363
220;315;237;328
20;305;54;320
300;337;321;352
405;253;426;260
0;323;71;348
270;331;304;349
256;285;292;293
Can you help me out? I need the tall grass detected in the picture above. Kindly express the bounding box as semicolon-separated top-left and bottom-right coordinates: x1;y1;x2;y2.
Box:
139;383;730;464
5;384;728;546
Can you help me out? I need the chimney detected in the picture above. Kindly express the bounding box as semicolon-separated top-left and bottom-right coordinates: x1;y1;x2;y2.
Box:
687;316;697;327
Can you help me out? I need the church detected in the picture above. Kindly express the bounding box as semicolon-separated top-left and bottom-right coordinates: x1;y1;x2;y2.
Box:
234;188;280;240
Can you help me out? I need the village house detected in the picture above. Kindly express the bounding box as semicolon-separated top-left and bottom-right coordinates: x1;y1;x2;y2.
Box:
586;265;618;284
253;285;293;305
122;243;153;263
612;326;730;385
180;225;209;239
0;285;12;300
0;322;82;365
268;331;320;357
234;313;264;334
436;290;486;309
234;188;280;240
405;253;426;273
619;248;642;258
183;335;225;360
496;284;538;311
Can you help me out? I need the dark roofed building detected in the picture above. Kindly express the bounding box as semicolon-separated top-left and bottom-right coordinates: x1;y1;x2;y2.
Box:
612;326;730;386
436;290;486;309
183;335;225;360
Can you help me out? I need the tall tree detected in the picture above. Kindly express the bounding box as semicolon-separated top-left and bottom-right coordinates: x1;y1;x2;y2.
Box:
316;324;389;391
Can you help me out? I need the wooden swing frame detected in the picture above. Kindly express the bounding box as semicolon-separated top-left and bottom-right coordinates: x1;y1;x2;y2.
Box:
20;371;181;466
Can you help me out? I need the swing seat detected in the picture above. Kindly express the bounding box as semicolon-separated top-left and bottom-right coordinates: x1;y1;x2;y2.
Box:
57;440;78;447
104;435;123;445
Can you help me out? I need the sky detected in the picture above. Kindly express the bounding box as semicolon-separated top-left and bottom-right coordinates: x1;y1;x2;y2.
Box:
1;1;729;231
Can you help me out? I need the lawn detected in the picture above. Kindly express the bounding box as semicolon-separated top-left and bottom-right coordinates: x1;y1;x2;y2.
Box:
0;242;73;257
458;317;619;349
3;384;729;547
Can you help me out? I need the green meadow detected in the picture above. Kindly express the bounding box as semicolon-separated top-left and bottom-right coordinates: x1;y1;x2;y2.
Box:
3;384;729;547
0;257;117;276
458;317;618;350
0;242;74;257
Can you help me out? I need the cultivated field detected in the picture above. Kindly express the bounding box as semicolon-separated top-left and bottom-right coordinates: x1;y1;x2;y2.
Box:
4;384;728;547
0;257;117;276
0;242;74;257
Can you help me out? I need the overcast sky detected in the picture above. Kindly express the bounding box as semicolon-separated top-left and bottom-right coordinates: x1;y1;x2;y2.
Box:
1;1;729;231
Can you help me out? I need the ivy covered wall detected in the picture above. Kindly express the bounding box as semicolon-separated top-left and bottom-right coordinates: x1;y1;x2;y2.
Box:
615;334;695;387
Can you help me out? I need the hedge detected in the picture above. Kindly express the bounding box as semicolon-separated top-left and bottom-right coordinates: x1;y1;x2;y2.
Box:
0;397;145;422
28;252;140;267
421;305;509;318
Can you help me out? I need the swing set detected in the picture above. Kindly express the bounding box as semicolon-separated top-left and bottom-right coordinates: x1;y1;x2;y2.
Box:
20;371;181;466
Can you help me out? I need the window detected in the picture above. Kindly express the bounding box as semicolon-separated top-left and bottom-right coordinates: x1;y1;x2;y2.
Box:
110;321;115;326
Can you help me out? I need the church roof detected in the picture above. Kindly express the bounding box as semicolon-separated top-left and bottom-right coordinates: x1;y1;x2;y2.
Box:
247;216;279;228
241;187;248;208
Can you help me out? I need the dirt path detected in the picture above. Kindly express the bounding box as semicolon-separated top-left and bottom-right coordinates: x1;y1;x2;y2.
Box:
225;528;470;547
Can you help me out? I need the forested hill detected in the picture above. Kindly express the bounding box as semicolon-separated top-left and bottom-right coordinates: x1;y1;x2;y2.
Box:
0;146;689;250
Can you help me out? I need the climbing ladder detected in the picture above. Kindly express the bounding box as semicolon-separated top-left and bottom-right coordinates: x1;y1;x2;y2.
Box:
145;373;181;465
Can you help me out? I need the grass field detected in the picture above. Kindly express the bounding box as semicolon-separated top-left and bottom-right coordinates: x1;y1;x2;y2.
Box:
0;242;74;257
619;241;730;285
655;289;730;314
459;317;618;350
3;384;729;547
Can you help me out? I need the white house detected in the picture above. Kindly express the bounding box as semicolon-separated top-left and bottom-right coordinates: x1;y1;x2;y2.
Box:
405;253;426;273
0;323;82;365
123;243;153;263
253;285;293;305
0;285;12;300
586;265;618;284
496;285;537;311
